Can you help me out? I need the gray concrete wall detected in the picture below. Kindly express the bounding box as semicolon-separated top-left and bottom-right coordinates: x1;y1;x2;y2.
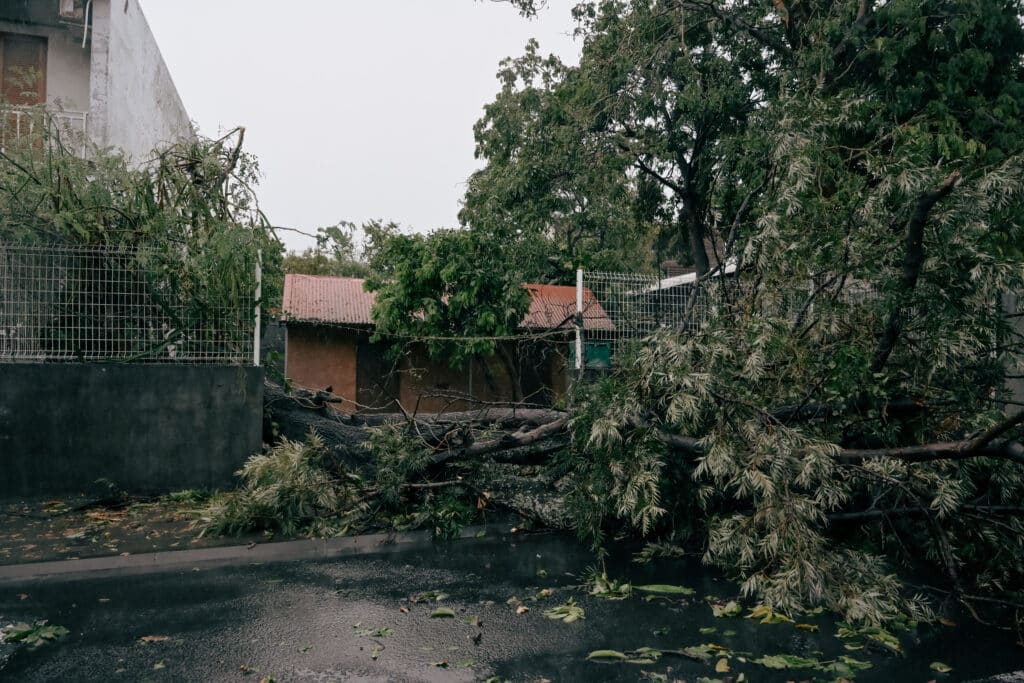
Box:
90;0;191;160
0;364;263;499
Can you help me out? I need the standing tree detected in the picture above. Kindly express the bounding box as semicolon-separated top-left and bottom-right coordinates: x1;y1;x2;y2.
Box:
281;223;371;279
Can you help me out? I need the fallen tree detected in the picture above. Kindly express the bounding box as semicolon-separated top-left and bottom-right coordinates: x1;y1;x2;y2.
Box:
261;380;575;529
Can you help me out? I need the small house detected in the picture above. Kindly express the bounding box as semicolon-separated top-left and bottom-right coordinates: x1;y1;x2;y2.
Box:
281;274;614;413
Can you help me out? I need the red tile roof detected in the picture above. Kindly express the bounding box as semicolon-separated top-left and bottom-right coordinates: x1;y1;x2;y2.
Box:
282;275;614;332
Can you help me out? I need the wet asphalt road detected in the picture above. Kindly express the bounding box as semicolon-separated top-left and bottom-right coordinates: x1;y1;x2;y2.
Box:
1;531;1023;682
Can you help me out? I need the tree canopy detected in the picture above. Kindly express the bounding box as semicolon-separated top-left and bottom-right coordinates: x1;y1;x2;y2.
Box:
363;221;532;365
449;0;1024;623
0;117;282;352
281;223;371;280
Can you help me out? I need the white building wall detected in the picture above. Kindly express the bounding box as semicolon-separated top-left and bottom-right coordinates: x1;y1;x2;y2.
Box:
89;0;191;161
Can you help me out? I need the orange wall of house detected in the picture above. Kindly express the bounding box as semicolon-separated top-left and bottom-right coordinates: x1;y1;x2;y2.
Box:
398;342;568;412
286;328;571;415
285;326;361;413
399;347;472;413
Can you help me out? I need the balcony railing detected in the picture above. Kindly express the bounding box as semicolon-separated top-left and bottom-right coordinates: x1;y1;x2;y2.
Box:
0;106;89;158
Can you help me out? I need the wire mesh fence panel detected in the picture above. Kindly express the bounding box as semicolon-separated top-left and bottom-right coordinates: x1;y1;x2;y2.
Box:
0;243;255;364
583;270;717;363
582;269;885;368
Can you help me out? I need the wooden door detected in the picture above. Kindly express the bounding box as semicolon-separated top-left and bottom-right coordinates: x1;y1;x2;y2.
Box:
356;338;400;412
0;34;47;141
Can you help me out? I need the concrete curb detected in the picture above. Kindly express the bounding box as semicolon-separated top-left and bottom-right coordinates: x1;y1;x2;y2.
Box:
0;525;512;585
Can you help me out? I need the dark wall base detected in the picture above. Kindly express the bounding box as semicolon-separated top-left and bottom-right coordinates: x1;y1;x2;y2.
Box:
0;364;263;498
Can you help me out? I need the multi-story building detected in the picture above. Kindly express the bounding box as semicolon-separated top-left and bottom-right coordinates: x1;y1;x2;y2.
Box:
0;0;189;159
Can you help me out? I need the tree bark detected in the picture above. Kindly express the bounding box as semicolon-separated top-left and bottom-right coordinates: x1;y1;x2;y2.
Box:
871;170;960;372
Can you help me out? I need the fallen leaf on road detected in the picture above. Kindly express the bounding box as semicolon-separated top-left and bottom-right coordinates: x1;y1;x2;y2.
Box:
587;649;628;661
634;584;695;596
140;635;170;643
516;605;529;614
710;600;743;617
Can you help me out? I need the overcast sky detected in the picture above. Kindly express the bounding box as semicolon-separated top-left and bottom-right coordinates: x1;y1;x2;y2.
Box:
138;0;582;252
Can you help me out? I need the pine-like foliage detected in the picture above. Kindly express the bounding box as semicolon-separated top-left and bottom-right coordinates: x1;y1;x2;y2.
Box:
471;0;1024;624
0;113;282;316
201;431;365;537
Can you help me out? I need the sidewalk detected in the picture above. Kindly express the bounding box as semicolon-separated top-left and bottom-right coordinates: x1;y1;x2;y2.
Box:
0;525;504;584
0;495;257;566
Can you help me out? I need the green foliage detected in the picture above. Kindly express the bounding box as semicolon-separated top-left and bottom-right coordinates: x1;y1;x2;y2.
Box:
462;39;659;282
415;493;476;540
1;621;69;649
366;421;436;506
0;116;283;343
363;221;531;365
282;222;371;279
490;0;1024;625
200;431;365;537
366;421;480;539
543;597;586;622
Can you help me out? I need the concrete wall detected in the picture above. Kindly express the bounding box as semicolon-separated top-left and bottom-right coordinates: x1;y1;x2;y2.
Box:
0;364;263;499
90;0;191;159
0;20;91;110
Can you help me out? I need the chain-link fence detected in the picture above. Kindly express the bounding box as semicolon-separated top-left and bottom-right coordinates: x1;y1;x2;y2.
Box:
582;269;718;362
0;243;257;364
580;268;883;368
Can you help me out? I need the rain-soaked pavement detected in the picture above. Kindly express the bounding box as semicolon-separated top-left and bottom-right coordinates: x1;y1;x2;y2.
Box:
1;530;1022;682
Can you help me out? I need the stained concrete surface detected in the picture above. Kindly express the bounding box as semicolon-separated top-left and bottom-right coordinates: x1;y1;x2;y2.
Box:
1;533;1022;682
0;364;263;498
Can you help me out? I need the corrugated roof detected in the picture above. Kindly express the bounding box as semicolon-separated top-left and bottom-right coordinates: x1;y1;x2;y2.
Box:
282;275;615;332
522;284;615;332
282;275;376;326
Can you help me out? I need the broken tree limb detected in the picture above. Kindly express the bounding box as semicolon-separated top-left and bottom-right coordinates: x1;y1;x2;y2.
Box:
428;414;571;466
656;424;1024;466
871;170;961;372
837;439;1024;466
828;505;1024;524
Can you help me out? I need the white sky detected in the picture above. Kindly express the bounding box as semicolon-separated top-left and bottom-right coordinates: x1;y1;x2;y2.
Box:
138;0;582;252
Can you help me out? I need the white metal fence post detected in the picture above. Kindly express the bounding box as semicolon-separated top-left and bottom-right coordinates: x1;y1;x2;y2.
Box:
575;268;584;376
254;249;262;367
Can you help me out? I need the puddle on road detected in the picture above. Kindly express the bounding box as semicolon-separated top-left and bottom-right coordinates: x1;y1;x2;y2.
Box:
371;532;1024;682
1;530;1021;682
